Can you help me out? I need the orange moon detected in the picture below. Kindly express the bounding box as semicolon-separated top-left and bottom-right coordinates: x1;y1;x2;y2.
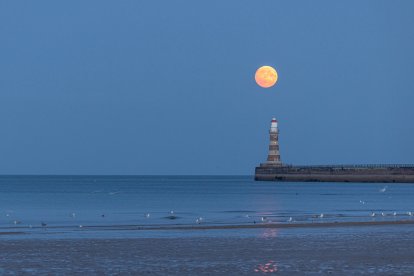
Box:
255;66;278;88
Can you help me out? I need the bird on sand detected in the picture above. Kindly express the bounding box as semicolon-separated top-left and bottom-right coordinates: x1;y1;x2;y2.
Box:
379;186;388;193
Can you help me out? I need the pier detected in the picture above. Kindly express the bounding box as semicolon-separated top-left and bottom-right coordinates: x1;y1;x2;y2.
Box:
255;118;414;183
255;164;414;183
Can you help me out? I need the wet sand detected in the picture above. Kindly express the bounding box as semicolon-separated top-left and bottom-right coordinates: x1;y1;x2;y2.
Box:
123;219;414;231
2;218;414;235
1;226;414;275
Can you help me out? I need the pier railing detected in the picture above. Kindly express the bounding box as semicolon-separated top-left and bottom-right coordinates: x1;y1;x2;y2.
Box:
278;164;414;169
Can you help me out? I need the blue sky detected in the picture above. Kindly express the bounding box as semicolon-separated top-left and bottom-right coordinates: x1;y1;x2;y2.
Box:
0;1;413;174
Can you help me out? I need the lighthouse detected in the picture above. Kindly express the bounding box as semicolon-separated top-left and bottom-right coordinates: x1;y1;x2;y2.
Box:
266;118;282;166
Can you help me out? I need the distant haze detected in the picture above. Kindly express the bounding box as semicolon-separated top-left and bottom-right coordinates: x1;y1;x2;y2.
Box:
0;1;413;175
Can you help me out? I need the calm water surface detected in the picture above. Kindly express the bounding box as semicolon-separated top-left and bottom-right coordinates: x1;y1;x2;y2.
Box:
0;176;413;238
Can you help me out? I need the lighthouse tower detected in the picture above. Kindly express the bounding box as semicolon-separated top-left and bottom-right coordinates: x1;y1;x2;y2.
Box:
266;118;282;166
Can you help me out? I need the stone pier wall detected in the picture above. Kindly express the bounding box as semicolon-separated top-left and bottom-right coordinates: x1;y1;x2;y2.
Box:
254;165;414;183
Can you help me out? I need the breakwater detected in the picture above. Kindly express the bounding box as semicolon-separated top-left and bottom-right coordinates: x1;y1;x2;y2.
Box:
255;164;414;183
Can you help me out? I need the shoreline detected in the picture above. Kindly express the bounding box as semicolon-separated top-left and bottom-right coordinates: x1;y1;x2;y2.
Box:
2;219;414;235
139;219;414;231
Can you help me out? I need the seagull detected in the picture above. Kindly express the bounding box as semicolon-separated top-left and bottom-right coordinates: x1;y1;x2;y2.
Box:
13;220;21;225
319;213;324;219
379;186;388;193
245;214;250;218
381;212;385;217
70;213;76;218
359;200;366;205
195;218;200;224
287;217;293;222
408;211;413;216
79;225;83;228
393;212;397;216
261;216;266;222
371;212;376;217
145;213;150;218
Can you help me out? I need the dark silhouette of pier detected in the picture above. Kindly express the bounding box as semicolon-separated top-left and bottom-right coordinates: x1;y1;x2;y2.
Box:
255;164;414;183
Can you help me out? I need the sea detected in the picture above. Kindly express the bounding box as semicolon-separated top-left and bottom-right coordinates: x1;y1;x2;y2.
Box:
1;175;413;240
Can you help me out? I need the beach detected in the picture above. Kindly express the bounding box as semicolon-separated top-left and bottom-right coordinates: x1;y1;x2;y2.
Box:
1;176;414;274
1;225;414;275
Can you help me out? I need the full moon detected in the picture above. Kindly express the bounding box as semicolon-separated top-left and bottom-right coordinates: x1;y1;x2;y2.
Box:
255;66;278;88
